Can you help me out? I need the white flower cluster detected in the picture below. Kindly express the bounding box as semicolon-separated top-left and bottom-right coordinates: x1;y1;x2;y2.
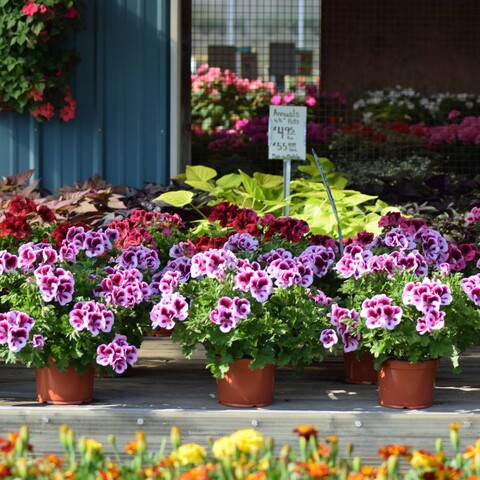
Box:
353;85;480;123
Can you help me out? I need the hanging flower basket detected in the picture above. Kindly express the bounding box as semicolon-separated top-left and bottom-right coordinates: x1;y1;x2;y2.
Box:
0;0;84;122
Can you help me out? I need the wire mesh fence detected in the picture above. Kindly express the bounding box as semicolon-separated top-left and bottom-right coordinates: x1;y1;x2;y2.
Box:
190;0;480;195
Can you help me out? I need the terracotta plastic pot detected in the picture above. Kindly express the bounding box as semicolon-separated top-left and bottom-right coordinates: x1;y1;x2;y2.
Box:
378;358;439;409
36;362;95;405
343;351;378;385
216;358;276;407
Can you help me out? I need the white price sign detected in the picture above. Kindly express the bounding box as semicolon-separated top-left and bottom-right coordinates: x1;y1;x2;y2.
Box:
268;105;307;160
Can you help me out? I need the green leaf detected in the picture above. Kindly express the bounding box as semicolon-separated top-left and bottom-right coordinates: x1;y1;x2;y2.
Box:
340;192;378;207
252;172;283;189
185;180;214;192
239;170;265;202
154;190;194;207
216;173;242;189
185;165;217;182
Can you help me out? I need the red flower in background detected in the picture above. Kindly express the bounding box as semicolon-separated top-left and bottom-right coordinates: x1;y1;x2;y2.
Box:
37;205;56;223
7;196;37;216
0;215;32;239
194;235;228;251
21;0;38;16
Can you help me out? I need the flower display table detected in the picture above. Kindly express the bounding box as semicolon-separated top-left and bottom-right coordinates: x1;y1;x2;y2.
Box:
1;338;480;464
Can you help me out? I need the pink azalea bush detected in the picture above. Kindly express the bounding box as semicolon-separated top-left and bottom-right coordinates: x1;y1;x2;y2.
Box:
319;211;480;368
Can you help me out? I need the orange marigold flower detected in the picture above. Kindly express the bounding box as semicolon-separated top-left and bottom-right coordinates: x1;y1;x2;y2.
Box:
0;465;11;477
325;435;338;445
450;423;460;432
43;454;63;467
348;474;364;480
0;432;18;453
436;464;462;480
293;425;318;440
124;440;138;455
98;461;121;480
359;465;377;477
176;464;215;480
293;461;335;478
317;442;331;457
378;444;410;459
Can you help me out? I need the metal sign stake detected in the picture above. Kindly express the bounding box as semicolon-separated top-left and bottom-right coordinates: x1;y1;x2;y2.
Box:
283;158;291;217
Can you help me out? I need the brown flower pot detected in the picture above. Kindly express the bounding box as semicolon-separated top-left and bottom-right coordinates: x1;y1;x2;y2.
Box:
36;363;95;405
344;351;378;385
378;358;439;409
146;328;173;338
216;358;276;407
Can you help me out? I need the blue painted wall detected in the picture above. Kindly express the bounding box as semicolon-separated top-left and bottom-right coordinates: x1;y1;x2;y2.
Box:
0;0;170;194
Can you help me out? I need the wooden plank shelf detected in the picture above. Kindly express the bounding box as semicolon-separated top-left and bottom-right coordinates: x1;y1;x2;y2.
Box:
1;338;480;463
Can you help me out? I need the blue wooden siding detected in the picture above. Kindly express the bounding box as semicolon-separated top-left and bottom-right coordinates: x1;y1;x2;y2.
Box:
0;0;170;193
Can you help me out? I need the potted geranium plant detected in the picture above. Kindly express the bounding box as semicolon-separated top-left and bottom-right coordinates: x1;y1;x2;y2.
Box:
319;212;480;408
0;205;163;404
148;202;338;407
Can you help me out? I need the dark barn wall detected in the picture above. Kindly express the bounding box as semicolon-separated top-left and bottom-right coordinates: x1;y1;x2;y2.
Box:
321;0;480;99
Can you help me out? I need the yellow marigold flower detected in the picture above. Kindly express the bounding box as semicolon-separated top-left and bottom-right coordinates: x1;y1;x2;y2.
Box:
464;440;480;460
325;435;338;445
170;443;207;466
293;425;318;440
410;450;445;470
244;473;267;480
211;435;235;459
257;458;270;471
85;438;103;454
359;465;377;477
230;429;264;453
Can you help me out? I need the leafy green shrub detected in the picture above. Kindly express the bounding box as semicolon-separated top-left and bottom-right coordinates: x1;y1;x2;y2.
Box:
156;157;394;239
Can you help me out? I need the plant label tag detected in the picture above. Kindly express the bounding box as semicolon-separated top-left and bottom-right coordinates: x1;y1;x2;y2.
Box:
268;105;307;160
